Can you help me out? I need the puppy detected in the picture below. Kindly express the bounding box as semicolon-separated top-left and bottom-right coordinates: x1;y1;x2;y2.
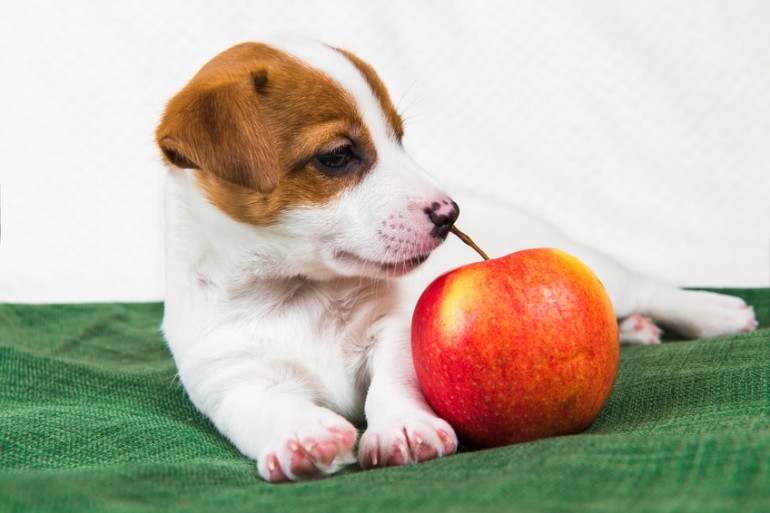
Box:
156;38;757;482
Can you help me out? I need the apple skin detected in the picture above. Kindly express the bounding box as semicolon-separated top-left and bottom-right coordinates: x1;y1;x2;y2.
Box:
411;248;619;448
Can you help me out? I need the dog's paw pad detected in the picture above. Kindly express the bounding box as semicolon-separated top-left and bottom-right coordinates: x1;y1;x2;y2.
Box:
619;313;662;345
359;415;457;469
257;410;357;482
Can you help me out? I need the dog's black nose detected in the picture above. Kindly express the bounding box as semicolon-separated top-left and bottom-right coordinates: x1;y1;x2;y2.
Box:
425;200;460;239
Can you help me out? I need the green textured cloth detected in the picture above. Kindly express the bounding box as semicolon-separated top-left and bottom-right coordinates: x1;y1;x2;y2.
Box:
1;289;768;513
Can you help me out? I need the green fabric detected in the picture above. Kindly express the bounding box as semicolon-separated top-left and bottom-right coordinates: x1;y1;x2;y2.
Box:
1;289;768;513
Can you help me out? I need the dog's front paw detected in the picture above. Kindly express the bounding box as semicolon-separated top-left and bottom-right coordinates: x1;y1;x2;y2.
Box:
358;412;457;469
257;407;358;483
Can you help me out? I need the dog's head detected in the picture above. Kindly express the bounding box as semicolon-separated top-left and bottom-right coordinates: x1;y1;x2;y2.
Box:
157;39;458;280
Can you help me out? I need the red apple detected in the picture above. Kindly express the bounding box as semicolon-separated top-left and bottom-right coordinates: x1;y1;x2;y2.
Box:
411;247;619;448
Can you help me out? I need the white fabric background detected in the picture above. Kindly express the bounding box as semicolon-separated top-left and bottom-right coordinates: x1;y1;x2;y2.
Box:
1;0;768;302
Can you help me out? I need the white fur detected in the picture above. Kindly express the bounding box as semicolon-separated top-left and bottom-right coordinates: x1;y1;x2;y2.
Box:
162;39;758;482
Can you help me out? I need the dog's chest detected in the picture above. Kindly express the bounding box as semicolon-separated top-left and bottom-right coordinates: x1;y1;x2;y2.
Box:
229;276;396;419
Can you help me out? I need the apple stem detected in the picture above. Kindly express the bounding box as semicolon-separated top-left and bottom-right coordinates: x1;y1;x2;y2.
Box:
450;225;490;261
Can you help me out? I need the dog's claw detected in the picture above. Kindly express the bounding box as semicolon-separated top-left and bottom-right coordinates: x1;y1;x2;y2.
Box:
266;453;288;483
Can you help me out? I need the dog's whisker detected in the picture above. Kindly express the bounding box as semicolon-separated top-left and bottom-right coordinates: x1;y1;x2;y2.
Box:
399;97;427;127
395;78;422;115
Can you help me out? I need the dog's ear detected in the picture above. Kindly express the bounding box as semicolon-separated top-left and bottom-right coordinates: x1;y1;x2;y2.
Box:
156;71;279;193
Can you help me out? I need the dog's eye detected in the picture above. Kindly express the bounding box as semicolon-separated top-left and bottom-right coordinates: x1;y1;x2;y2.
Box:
315;145;357;175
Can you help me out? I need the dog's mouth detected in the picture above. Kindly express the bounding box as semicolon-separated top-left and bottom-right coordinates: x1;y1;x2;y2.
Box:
335;251;431;277
380;253;431;273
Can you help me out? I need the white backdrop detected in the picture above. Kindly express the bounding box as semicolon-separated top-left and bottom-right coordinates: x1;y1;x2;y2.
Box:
1;0;768;302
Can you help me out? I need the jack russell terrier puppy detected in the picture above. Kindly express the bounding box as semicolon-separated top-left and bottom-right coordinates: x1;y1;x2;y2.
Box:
156;38;757;482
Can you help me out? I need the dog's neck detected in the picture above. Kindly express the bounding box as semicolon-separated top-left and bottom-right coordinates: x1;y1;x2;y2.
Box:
230;271;398;318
